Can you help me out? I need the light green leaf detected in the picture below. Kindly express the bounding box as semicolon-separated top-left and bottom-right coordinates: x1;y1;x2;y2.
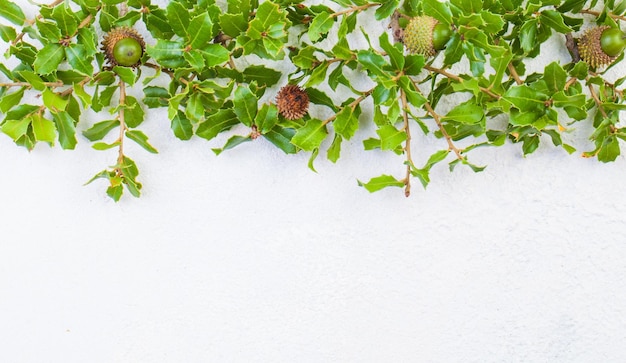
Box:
358;174;405;193
166;1;189;37
113;66;137;86
233;85;257;127
52;5;78;36
188;12;214;49
83;119;119;141
376;124;406;151
442;100;485;124
308;11;334;42
32;113;56;145
375;0;399;20
42;88;69;111
33;43;65;75
0;0;25;25
52;111;77;149
1;117;31;141
291;119;327;151
65;44;94;76
125;129;158;154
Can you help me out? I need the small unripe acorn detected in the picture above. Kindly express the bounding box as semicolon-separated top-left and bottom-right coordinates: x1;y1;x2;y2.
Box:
578;26;626;68
276;85;309;120
404;16;452;56
102;27;145;68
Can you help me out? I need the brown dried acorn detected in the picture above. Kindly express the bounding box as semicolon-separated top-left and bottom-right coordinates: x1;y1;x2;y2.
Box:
276;85;309;120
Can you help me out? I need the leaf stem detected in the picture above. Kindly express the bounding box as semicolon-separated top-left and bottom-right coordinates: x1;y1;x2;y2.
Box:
423;100;465;161
507;63;523;85
588;82;608;119
330;3;379;18
399;87;412;197
322;87;374;126
424;65;501;99
116;79;127;174
581;9;626;21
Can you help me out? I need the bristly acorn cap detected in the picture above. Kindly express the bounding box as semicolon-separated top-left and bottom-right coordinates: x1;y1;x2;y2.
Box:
101;27;145;68
404;15;439;56
276;85;309;120
578;26;616;68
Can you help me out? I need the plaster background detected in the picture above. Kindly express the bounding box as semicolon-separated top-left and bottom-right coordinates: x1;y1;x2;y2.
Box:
2;1;626;362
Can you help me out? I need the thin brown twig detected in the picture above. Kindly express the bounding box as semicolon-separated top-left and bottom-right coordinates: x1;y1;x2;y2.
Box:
507;63;523;85
322;88;374;126
423;100;465;161
116;79;127;172
399;88;412;197
581;9;626;21
424;65;501;99
330;3;379;18
588;82;608;119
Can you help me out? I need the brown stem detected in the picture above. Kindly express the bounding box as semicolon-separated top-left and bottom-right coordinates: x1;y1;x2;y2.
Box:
0;81;64;88
117;80;127;171
507;63;523;85
423;101;465;161
581;9;626;21
588;82;608;119
330;3;379;18
424;65;501;99
322;88;374;126
399;88;412;197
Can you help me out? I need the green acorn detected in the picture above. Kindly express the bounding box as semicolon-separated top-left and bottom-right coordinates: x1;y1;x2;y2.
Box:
403;16;452;56
101;27;145;68
578;26;626;68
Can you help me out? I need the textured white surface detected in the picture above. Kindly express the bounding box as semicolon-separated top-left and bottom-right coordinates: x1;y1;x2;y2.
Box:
2;1;626;362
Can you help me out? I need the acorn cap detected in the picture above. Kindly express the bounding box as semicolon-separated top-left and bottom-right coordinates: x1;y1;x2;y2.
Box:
578;25;616;68
101;27;145;68
276;85;309;120
404;16;439;56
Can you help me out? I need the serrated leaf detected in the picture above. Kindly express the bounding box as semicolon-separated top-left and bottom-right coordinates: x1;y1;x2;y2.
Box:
143;86;169;108
51;5;78;36
334;105;359;140
65;44;94;76
242;65;281;87
166;1;189;37
33;43;65;75
263;126;297;154
188;13;214;49
0;88;24;113
125;129;158;154
358;175;405;192
442;100;484;124
52;111;77;149
17;71;45;91
92;141;120;150
308;11;334;42
31;113;56;145
196;109;239;141
124;96;144;128
201;44;230;67
376;124;406;151
233;85;257;127
113;66;137;86
375;0;399;20
255;103;279;134
220;13;248;37
0;24;16;42
42;88;68;111
171;111;193;140
82;119;119;141
0;0;25;25
1;117;30;141
544;62;567;94
146;39;186;68
212;135;252;155
291;119;327;151
540;10;572;34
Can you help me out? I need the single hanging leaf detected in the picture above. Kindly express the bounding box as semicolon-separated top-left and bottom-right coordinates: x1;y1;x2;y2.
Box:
358;175;405;193
171;111;193;141
82;119;119;142
125;129;158;154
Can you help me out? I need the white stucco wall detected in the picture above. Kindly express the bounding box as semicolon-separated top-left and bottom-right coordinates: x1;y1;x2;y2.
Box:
2;1;626;362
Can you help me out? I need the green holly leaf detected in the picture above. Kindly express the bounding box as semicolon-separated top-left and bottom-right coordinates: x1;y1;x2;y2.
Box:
52;111;77;150
196;109;239;141
0;0;26;25
82;119;119;141
31;113;56;145
263;126;297;154
166;1;189;37
291;119;327;151
125;129;158;154
33;43;65;75
376;124;406;151
188;12;214;50
308;11;334;42
358;174;405;193
233;85;257;127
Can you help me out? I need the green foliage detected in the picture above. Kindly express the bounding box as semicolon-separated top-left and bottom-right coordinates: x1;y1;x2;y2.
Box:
0;0;625;200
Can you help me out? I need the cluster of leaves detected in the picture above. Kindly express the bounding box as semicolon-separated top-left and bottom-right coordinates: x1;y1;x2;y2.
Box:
0;0;625;200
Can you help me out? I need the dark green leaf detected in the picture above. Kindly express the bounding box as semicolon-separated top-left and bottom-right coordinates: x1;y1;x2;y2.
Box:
82;119;119;141
126;129;158;153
